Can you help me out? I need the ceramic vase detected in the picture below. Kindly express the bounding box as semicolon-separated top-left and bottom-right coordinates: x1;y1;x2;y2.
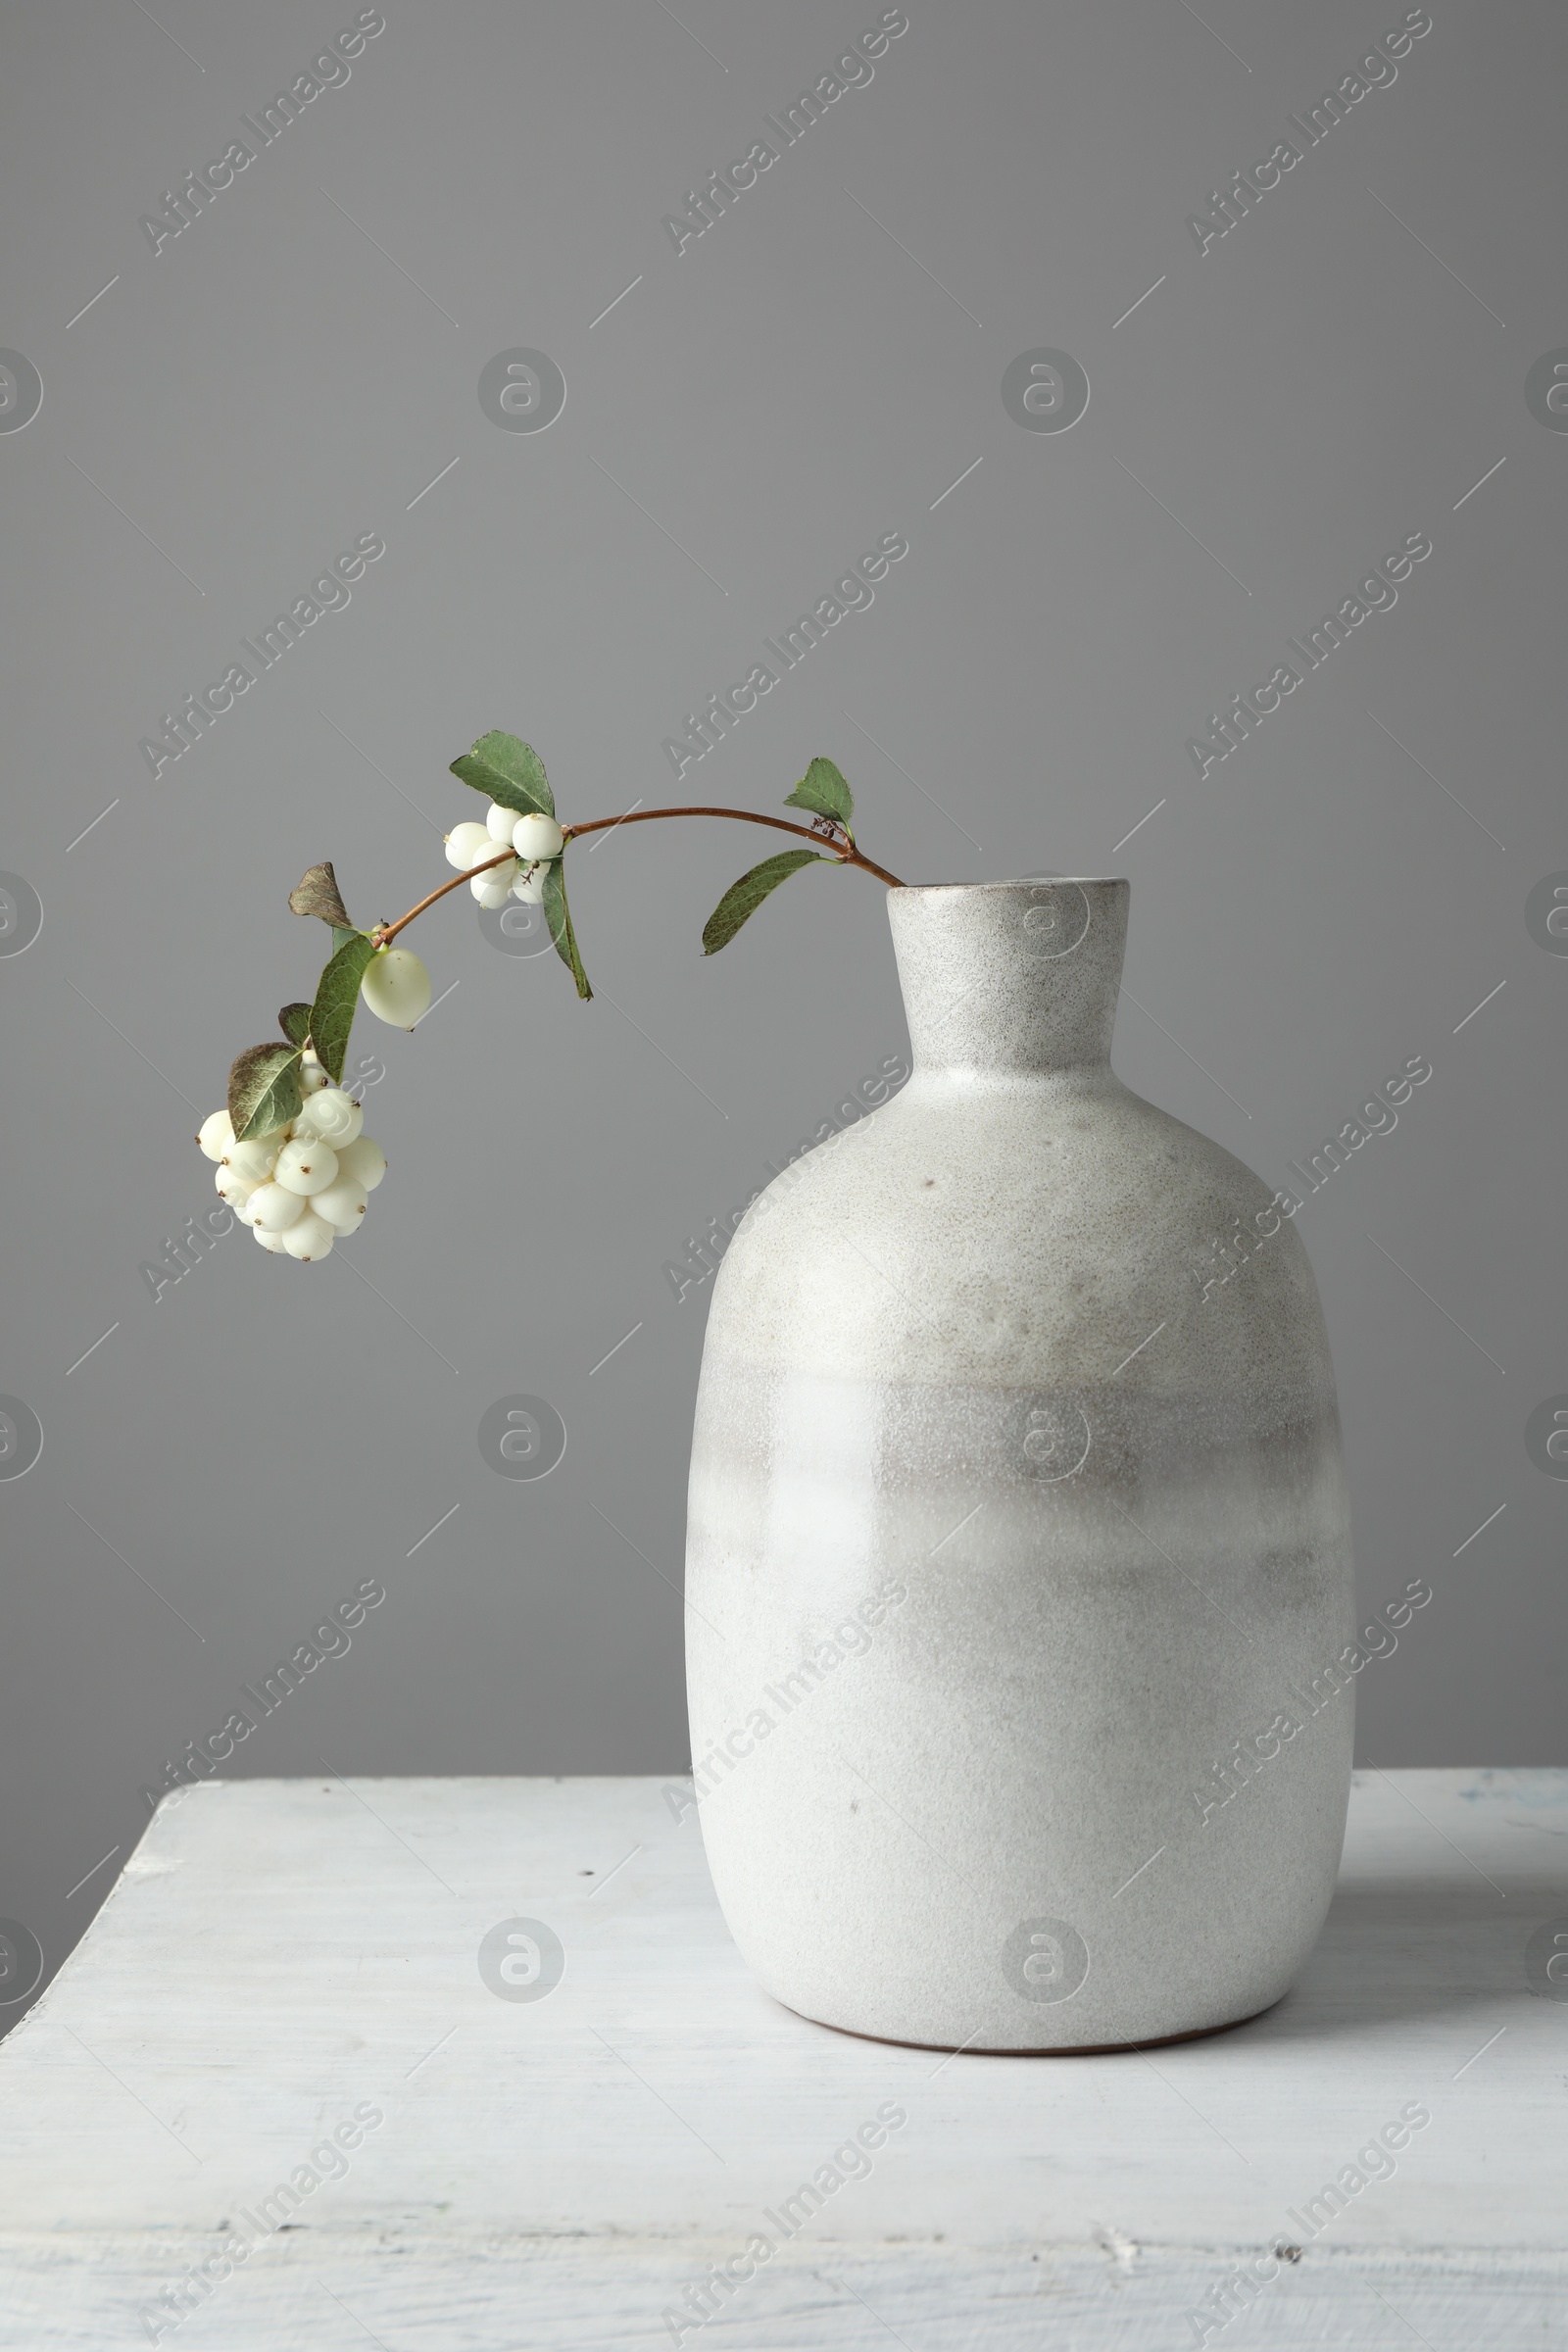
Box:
684;878;1354;2050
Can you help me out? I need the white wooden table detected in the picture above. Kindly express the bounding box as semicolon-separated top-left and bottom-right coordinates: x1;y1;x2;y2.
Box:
1;1771;1564;2349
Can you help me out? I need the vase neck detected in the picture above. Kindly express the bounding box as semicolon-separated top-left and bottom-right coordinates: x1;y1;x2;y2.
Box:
887;879;1129;1078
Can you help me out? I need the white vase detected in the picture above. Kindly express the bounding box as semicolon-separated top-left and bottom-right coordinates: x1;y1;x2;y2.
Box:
685;878;1355;2050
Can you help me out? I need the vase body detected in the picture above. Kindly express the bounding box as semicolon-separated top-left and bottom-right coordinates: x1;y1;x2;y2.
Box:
684;879;1354;2050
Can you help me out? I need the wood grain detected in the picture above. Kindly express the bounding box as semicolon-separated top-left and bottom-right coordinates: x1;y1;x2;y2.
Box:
1;1768;1563;2348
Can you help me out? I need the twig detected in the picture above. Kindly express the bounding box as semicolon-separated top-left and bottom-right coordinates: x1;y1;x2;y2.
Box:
371;806;903;946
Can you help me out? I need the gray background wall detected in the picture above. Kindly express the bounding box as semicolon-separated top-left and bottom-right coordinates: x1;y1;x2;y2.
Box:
1;0;1563;2021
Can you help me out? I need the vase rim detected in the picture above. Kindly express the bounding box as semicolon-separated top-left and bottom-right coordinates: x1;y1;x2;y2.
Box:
894;875;1129;893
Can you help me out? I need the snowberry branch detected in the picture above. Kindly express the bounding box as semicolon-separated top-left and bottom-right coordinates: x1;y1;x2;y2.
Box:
371;804;904;945
204;745;899;1273
371;800;906;945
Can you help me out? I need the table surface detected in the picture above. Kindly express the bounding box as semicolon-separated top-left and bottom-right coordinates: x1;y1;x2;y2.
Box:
0;1769;1564;2350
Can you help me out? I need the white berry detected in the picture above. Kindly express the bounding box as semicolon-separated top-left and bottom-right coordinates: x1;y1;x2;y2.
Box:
197;1110;233;1162
282;1210;335;1261
254;1224;289;1252
486;801;519;842
299;1061;329;1094
337;1136;386;1191
222;1136;280;1183
215;1166;258;1208
445;821;492;870
312;1173;368;1234
296;1088;363;1148
274;1136;339;1196
512;864;547;905
472;860;516;907
512;812;564;862
248;1181;306;1232
361;948;431;1027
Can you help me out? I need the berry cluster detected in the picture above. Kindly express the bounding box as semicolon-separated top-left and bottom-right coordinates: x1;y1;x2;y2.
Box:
196;1054;387;1264
445;804;565;908
201;738;895;1284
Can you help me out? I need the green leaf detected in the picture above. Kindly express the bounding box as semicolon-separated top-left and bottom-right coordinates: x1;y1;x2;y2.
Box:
701;849;827;956
783;757;854;835
541;859;592;1000
229;1043;304;1142
278;1002;313;1048
289;861;354;930
450;731;555;820
309;931;379;1083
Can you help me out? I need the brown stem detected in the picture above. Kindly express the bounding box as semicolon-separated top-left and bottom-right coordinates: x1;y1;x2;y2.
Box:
373;849;518;945
563;806;905;889
372;807;904;946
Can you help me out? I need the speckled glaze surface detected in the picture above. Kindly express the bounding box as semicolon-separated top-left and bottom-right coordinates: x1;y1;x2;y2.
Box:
685;880;1354;2050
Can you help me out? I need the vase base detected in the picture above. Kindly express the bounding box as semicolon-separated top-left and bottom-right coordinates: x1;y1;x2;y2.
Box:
779;1994;1283;2059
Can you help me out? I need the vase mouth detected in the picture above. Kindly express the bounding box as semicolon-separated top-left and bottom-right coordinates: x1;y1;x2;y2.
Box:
895;875;1129;894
